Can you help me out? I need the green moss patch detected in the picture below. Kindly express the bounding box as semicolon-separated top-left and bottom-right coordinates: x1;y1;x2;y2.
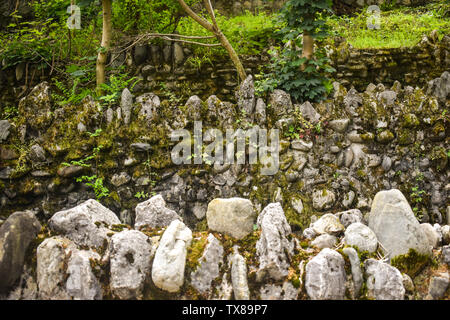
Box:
390;249;431;278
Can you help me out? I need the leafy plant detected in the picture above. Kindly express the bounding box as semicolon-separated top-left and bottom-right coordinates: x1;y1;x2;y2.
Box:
257;0;335;103
77;175;110;200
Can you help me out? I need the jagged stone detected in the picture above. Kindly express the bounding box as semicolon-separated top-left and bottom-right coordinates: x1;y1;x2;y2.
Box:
185;95;203;121
109;230;152;299
36;237;75;300
0;120;11;142
368;189;432;259
342;247;363;299
427;273;449;300
311;214;344;236
344;222;378;253
136;92;160;122
268;89;293;116
152;220;192;293
121;88;133;125
206;198;255;239
66;249;103;300
305;248;346;300
230;247;250;300
48;199;120;249
256;203;294;281
312;189;336;211
190;234;224;295
0;211;41;294
236;75;256;115
364;259;405;300
134;194;181;229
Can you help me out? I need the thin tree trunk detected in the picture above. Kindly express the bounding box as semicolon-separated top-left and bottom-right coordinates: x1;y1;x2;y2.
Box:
300;32;314;71
96;0;112;90
176;0;247;81
216;31;246;81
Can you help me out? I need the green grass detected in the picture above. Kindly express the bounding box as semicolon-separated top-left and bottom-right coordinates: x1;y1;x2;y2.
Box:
327;2;450;49
176;10;278;57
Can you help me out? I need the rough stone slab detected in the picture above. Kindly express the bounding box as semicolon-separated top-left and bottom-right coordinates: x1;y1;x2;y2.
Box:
206;198;255;239
152;220;192;293
368;189;432;259
134;194;181;229
48;199;120;249
0;210;41;294
190;234;224;295
109;230;153;299
344;222;378;253
305;248;346;300
256;203;294;281
364;258;405;300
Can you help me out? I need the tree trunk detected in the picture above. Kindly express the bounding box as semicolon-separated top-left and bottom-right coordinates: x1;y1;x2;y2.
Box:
300;32;314;71
216;31;247;82
96;0;112;89
176;0;247;82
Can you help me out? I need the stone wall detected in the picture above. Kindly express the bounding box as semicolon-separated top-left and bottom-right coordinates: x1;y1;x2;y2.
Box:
329;33;450;91
0;71;449;301
125;32;450;100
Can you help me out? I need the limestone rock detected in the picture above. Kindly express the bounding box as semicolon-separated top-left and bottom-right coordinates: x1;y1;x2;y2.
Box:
134;194;181;229
136;92;160;122
206;198;255;239
420;223;441;248
364;259;405;300
37;236;75;300
305;248;346;300
344;222;378;253
256;203;294;281
110;172;131;187
0;120;11;142
0;211;41;294
190;234;224;295
427;273;449;300
342;247;363;299
255;98;267;125
109;230;153;299
236;75;256;115
311;234;337;249
299;101;321;123
312;189;336;211
121;88;133;125
231;247;250;300
268;89;293;116
368;189;432;259
152;220;192;293
329;119;350;133
66;249;103;300
336;209;364;228
311;214;344;236
18;82;53;131
48;199;120;249
427;71;450;103
185;95;203;121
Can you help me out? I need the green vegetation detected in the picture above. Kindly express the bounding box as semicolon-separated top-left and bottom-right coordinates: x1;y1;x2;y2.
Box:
256;0;335;102
390;249;431;277
327;2;450;48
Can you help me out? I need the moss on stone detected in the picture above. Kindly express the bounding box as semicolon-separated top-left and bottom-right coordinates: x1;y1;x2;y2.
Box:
390;248;430;278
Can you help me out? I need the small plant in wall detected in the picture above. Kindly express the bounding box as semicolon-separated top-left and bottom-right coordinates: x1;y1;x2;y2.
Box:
62;129;110;201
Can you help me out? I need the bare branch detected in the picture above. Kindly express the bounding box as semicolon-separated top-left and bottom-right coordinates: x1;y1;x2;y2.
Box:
203;0;218;29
